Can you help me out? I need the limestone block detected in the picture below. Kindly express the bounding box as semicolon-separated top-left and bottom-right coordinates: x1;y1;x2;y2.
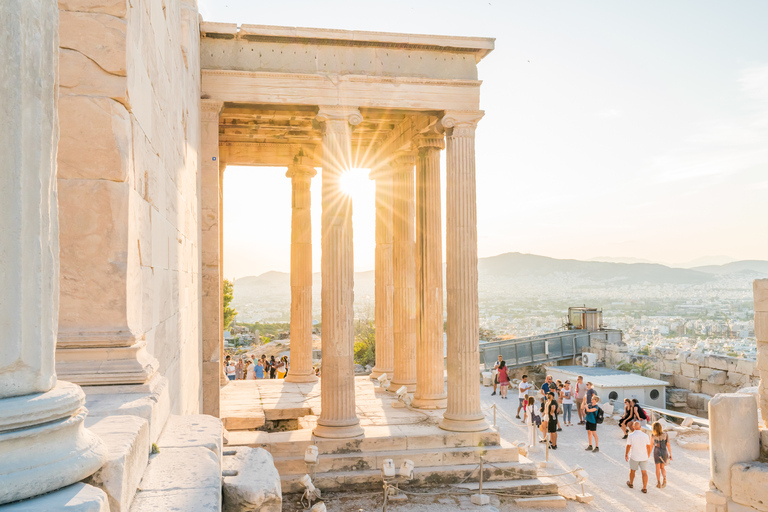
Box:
84;415;150;512
681;363;698;379
708;370;727;386
756;312;768;342
659;372;675;385
708;357;729;371
676;376;702;393
709;393;760;495
668;388;690;405
666;360;681;374
130;448;221;512
2;483;109;512
702;382;724;397
58;95;131;181
699;368;715;381
222;447;282;512
59;0;128;17
736;360;756;377
755;280;768;313
59;11;127;76
59;49;127;103
687;353;707;367
728;499;762;512
677;351;691;363
761;429;768;459
731;462;768;511
157;415;222;459
727;372;748;388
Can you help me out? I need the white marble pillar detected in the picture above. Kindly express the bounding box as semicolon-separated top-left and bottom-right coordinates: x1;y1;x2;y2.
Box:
440;112;489;432
389;154;418;393
369;164;394;379
313;107;364;439
413;135;447;409
0;1;107;503
200;99;224;415
285;153;319;383
754;279;768;427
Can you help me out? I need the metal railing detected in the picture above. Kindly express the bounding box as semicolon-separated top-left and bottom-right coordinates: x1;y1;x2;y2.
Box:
479;330;592;370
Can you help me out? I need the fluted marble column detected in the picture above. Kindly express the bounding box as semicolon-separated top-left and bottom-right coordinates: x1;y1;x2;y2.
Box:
0;1;107;503
369;164;394;379
413;135;448;409
285;153;318;383
389;154;418;393
440;111;489;432
313;106;364;439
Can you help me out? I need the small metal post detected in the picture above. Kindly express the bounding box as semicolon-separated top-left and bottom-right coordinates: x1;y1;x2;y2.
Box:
492;404;497;428
479;456;484;495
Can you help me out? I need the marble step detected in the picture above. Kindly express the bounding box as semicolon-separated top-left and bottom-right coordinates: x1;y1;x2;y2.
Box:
273;438;519;475
227;426;500;457
512;495;567;508
452;477;558;496
280;458;538;493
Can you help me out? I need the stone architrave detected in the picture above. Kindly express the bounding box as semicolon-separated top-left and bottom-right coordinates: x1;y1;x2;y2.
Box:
709;393;760;495
389;154;419;393
439;111;490;432
201;99;224;416
0;1;107;503
369;164;395;379
313;106;364;439
285;152;318;383
413;134;447;409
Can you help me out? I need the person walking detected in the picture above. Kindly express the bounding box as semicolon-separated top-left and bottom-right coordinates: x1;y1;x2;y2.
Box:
651;421;672;488
546;392;559;450
235;358;244;380
561;381;574;426
574;375;586;425
517;374;533;419
619;399;633;438
552;380;563;431
625;421;652;493
491;354;503;396
584;394;601;452
269;356;277;379
497;360;510;399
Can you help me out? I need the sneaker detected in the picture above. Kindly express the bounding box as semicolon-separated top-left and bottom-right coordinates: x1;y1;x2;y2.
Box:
592;447;600;453
516;415;521;419
557;427;562;432
585;445;593;451
622;434;628;439
491;391;496;396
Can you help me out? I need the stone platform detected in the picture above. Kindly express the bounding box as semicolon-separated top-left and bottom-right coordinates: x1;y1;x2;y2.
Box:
223;377;536;493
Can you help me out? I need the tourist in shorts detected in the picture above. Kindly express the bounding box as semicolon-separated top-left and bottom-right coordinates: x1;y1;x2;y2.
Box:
491;354;503;396
619;399;633;438
625;421;652;493
651;421;672;488
574;375;586;424
517;374;533;419
497;360;510;399
584;394;600;452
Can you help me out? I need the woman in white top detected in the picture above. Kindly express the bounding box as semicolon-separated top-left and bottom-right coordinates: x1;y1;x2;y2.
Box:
225;363;236;381
561;380;574;426
245;359;256;380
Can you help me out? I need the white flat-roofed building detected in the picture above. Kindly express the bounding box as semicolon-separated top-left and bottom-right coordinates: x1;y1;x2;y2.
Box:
546;366;668;409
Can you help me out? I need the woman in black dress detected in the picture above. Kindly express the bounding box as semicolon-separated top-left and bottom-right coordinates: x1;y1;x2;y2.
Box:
619;399;633;438
546;392;559;449
652;421;672;488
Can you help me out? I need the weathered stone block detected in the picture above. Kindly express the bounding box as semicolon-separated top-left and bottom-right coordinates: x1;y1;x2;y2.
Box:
761;429;768;459
755;312;768;342
59;11;127;75
681;363;698;378
736;360;756;377
702;381;724;396
2;483;109;512
709;393;760;495
59;49;128;103
727;372;748;388
157;414;223;459
755;280;768;313
59;0;128;17
659;372;675;385
706;370;727;385
677;351;691;363
707;356;729;371
222;447;282;512
676;376;702;393
731;462;768;512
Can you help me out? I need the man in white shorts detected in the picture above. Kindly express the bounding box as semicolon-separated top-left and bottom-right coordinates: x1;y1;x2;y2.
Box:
625;421;652;493
516;374;533;420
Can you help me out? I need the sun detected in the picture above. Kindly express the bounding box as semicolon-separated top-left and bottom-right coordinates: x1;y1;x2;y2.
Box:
339;169;370;197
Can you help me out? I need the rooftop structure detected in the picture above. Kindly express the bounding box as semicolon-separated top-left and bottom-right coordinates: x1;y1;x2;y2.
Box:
548;366;668;408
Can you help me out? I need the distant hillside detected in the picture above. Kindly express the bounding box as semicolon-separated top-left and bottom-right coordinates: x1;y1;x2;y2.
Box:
478;252;712;285
692;260;768;276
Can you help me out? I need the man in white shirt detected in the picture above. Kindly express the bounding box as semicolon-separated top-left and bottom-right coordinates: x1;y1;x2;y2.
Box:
516;375;533;420
491;355;503;396
625;421;652;493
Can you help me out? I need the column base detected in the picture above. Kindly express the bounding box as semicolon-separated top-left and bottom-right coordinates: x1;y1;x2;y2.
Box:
439;415;490;433
284;372;319;383
411;396;447;410
369;367;393;380
388;380;416;393
55;339;159;386
0;381;108;505
312;421;364;439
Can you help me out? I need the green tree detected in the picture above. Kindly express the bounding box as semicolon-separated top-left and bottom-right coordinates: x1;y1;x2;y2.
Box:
353;318;376;367
223;279;237;330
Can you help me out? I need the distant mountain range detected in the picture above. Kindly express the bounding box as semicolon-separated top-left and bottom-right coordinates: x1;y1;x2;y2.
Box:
234;253;767;291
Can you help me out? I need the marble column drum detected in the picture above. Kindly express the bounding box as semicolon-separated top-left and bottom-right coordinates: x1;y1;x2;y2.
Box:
0;0;107;503
440;112;489;432
313;107;364;438
285;154;319;383
413;135;448;409
389;154;418;393
369;164;395;379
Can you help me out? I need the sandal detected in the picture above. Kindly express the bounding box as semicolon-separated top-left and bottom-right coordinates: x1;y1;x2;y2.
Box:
656;483;661;488
662;480;667;488
626;481;633;489
642;489;647;494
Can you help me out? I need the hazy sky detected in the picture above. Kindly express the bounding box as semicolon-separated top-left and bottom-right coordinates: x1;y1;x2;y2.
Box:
199;0;768;279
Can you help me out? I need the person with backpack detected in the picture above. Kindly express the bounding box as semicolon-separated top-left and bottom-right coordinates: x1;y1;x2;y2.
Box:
584;394;602;452
632;398;648;423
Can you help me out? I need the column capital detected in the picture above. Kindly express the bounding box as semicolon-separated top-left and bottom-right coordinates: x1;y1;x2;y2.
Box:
390;152;416;169
201;99;224;122
439;110;484;135
414;133;445;151
316;106;363;126
286;151;317;180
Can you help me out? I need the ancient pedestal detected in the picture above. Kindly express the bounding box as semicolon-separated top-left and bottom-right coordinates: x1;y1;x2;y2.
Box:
709;393;759;495
389;154;418;393
285;154;318;383
413;135;447;409
0;1;107;504
369;165;395;379
440;112;489;432
313;107;364;438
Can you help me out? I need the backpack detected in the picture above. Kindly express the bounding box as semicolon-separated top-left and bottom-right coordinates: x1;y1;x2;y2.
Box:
595;406;604;424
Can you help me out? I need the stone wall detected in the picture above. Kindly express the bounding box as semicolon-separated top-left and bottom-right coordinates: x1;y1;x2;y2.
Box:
56;0;202;414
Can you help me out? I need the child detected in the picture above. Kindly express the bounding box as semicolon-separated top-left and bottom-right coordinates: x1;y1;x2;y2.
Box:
526;396;539;447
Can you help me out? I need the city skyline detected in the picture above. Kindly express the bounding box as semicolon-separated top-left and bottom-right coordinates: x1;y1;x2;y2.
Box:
202;0;768;279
